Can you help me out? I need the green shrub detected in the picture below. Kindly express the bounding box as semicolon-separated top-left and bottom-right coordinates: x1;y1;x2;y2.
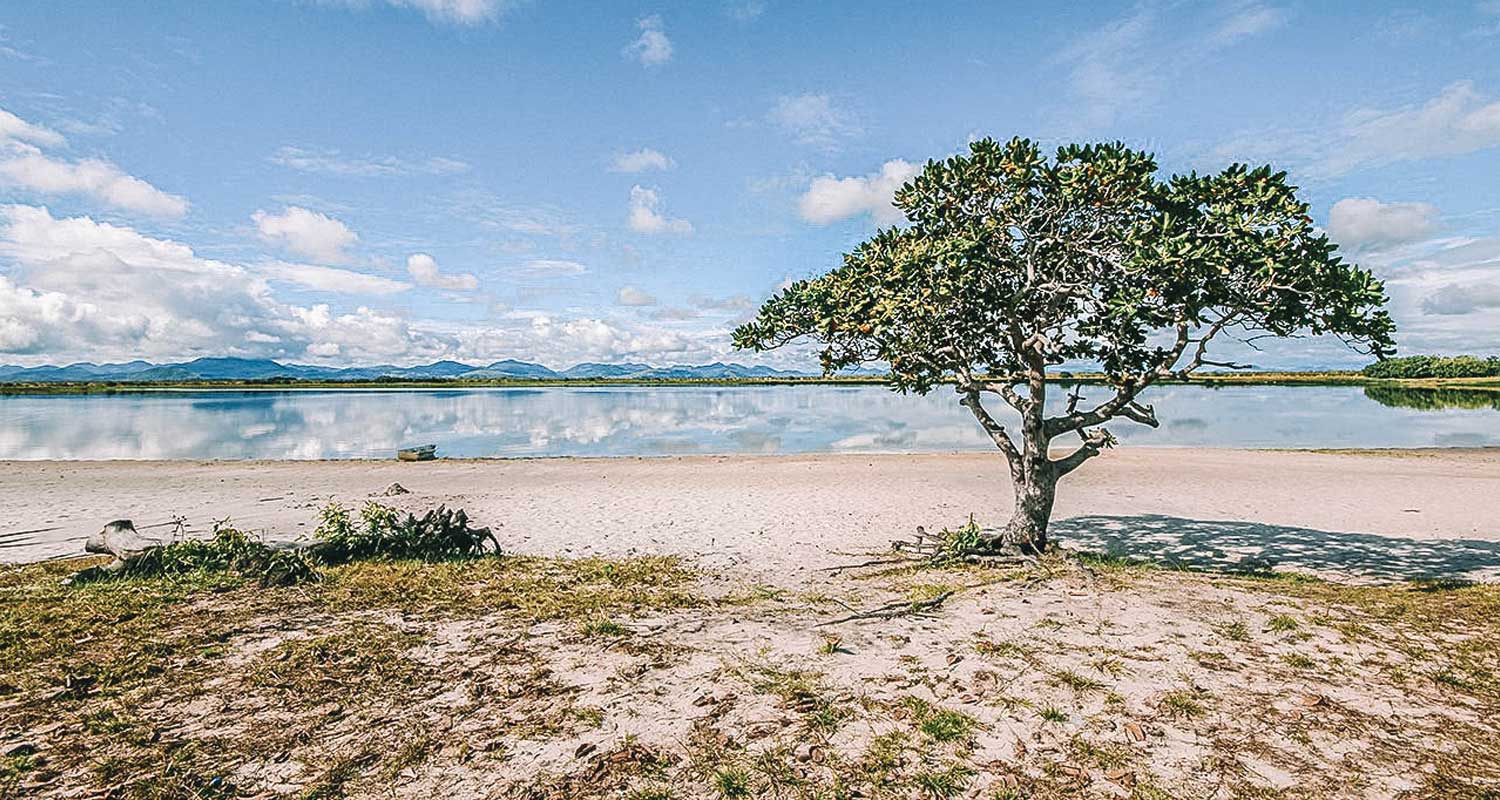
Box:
74;523;318;587
931;515;987;563
1363;355;1500;379
313;501;498;564
72;502;497;588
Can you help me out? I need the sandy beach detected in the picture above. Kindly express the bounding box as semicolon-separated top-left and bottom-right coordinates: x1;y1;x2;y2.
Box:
6;449;1500;797
4;447;1500;580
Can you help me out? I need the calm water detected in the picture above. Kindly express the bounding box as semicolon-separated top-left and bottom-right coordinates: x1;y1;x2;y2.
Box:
1;384;1498;460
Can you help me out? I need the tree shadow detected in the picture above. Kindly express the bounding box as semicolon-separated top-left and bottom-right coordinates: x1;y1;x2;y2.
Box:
1052;514;1500;583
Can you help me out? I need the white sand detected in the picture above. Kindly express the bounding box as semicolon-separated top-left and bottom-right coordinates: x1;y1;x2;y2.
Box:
8;449;1500;797
4;448;1498;580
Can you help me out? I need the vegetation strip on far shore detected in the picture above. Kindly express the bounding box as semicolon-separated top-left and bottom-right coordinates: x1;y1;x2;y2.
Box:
3;371;1500;396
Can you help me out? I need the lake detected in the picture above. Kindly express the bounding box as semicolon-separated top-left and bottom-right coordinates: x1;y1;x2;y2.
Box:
2;384;1498;460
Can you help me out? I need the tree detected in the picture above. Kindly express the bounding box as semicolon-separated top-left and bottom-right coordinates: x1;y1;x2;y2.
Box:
733;138;1395;552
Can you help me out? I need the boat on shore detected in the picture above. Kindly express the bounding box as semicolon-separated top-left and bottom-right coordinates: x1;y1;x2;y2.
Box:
396;444;437;461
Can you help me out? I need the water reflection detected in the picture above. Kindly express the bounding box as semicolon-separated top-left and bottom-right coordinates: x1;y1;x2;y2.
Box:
0;384;1496;460
1363;385;1500;411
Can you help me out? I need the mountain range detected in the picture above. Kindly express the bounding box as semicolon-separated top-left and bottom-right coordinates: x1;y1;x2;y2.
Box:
0;357;857;383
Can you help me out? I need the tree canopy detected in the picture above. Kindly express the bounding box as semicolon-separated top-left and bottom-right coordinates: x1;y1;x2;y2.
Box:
734;137;1395;549
734;137;1394;397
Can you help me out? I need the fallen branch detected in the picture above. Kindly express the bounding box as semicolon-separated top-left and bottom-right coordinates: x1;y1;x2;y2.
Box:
815;590;955;627
817;555;923;573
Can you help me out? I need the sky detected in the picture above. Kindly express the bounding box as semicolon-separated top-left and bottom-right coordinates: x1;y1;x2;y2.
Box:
1;0;1499;370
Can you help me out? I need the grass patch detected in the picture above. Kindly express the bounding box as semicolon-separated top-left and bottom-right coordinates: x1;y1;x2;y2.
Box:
902;697;979;743
1266;614;1300;632
0;551;704;798
1158;688;1209;719
1281;653;1316;670
1051;668;1104;693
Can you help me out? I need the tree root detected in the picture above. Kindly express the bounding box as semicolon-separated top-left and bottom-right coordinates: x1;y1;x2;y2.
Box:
815;590;955;627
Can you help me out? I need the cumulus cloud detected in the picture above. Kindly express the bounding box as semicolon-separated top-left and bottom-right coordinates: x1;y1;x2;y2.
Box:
253;206;359;263
0;205;436;362
0;205;757;368
0;109;188;218
627;185;693;234
406;253;479;291
769;93;860;149
262;262;410;295
609;148;674;173
625;15;673;66
269;146;469;177
797;159;919;226
616;285;657;306
465;312;710;365
1327;198;1439;251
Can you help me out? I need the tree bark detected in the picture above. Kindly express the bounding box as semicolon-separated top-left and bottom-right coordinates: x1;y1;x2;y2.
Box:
997;455;1056;552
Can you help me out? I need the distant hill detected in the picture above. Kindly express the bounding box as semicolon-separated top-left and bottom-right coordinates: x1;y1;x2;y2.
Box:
0;357;826;383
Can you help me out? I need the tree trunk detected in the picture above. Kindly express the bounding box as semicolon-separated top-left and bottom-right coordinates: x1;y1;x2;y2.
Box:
997;461;1056;553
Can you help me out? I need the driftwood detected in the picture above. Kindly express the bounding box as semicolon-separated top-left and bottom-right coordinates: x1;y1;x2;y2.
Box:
71;520;160;580
816;590;955;627
891;525;1035;565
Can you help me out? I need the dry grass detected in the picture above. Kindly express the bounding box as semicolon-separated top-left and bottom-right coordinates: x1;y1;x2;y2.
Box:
3;549;1499;799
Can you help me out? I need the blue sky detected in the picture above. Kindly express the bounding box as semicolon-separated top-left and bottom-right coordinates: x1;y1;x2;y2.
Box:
1;0;1499;369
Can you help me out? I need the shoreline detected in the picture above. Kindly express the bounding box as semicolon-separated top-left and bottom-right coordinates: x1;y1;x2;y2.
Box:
1;443;1499;466
4;448;1498;581
3;372;1500;395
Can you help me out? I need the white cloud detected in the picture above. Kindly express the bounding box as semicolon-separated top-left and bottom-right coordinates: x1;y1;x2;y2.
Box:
627;185;693;234
460;313;711;365
0;148;188;218
406;252;479;290
625;15;673;66
1216;81;1500;177
1059;4;1286;127
616;285;657;306
1209;4;1286;44
797;159;919;226
1322;81;1500;174
0;108;64;148
689;292;753;312
610;148;674;173
1358;234;1500;353
769;93;860;149
262;261;410;295
0;205;761;368
1327;198;1439;251
269;146;470;177
0;108;189;221
321;0;516;26
1421;282;1500;316
253;206;359;263
0;204;438;362
0;106;186;218
523;258;588;276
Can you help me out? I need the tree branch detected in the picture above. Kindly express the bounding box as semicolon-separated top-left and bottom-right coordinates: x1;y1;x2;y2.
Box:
957;386;1022;476
1052;428;1117;476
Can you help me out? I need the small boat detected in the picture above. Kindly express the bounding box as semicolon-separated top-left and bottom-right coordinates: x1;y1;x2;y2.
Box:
396;444;437;462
